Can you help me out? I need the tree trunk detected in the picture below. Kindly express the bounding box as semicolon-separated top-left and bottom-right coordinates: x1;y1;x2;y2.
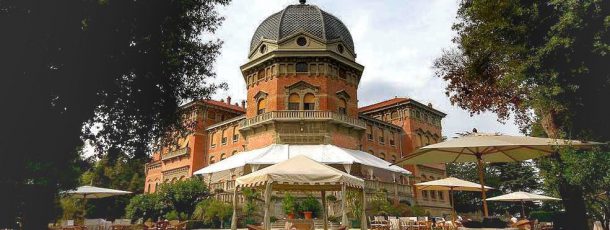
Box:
542;111;588;230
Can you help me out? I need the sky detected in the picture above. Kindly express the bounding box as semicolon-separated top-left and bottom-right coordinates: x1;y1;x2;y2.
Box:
208;0;521;138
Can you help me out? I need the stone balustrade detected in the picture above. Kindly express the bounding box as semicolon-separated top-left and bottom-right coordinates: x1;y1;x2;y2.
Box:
364;179;413;195
161;147;190;161
240;110;366;130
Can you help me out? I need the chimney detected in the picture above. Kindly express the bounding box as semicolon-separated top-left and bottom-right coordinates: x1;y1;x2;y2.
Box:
428;103;433;108
235;103;239;107
226;96;232;105
241;100;246;108
220;98;224;103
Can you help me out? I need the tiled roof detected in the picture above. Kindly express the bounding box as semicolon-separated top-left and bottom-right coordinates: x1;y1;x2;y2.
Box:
202;99;246;113
358;98;410;113
250;3;354;54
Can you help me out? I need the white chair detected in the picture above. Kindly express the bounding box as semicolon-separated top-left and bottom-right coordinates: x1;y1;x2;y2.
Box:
85;219;105;230
63;220;75;227
389;219;400;230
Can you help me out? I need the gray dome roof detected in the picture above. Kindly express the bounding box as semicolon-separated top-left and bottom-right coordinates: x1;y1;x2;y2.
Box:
250;4;355;54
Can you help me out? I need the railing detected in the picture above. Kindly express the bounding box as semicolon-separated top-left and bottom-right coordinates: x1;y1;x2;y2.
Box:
161;147;190;161
240;111;366;130
364;179;412;195
209;180;236;192
145;161;162;173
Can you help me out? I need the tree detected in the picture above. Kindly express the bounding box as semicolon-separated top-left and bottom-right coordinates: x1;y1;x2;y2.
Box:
125;193;164;222
156;177;209;217
434;1;609;228
193;199;232;228
447;161;541;215
0;0;229;228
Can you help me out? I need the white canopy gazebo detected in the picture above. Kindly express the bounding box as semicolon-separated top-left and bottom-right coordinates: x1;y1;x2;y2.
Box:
194;144;410;180
230;155;366;230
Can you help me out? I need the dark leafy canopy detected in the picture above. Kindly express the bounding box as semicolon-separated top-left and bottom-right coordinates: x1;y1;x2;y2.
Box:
0;0;229;228
435;0;609;228
447;162;541;215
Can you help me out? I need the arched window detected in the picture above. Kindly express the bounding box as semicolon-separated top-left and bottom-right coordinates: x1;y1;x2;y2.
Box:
368;150;374;156
221;129;227;145
417;133;423;148
425;136;430;146
257;98;266;114
209;156;216;164
338;98;347;115
296;62;308;72
288;93;300;110
232;150;237;156
379;152;386;160
232;126;239;142
147;183;151;193
210;131;216;147
391;155;397;163
303;93;315;110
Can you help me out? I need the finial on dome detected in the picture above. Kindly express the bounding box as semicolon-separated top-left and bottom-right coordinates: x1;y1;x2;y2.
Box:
299;0;306;4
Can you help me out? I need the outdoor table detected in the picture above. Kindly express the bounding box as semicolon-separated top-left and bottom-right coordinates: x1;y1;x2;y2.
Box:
284;219;314;230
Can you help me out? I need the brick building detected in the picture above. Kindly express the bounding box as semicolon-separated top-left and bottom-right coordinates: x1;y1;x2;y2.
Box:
144;1;451;216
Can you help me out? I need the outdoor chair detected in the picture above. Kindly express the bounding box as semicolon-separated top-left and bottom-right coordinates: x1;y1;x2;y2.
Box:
389;218;400;230
165;220;186;230
370;216;389;230
247;224;264;230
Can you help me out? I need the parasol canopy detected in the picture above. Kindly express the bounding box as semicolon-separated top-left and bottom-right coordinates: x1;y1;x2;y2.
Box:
486;191;560;202
65;185;132;199
395;132;600;216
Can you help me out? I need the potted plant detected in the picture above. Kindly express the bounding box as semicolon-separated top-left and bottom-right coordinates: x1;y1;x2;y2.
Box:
300;195;321;220
282;193;297;219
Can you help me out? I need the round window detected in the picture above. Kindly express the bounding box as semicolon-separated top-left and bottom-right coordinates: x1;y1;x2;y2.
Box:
337;44;344;54
259;44;267;54
296;37;307;46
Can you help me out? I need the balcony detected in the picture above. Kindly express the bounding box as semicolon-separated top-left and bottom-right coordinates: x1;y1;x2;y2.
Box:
240;111;366;130
145;161;162;174
161;147;190;161
364;179;412;195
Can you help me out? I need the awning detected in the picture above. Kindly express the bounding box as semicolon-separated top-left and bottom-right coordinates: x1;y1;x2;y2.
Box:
194;144;410;175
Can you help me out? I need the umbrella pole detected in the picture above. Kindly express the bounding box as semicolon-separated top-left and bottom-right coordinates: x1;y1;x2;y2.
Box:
476;155;489;217
263;183;272;230
321;190;328;230
231;187;238;230
521;200;525;219
450;188;456;225
82;194;87;224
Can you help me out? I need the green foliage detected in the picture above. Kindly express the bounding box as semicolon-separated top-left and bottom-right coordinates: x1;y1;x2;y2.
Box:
345;190;362;220
0;0;230;228
241;188;260;224
435;1;610;225
529;211;555;222
447;161;541;215
164;210;187;221
59;197;83;221
282;193;297;214
125;193;164;221
156;177;209;217
326;194;337;202
299;195;321;217
125;177;209;222
192;198;232;228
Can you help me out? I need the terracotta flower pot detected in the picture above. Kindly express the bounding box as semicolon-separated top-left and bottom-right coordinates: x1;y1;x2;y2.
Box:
287;213;295;219
303;211;313;220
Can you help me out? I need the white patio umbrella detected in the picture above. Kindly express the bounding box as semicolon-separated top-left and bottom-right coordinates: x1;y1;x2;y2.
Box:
65;185;132;219
486;191;560;218
415;177;492;224
395;131;600;216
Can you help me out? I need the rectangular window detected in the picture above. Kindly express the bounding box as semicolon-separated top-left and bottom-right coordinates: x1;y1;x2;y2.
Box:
422;190;428;199
303;103;315;110
438;191;444;200
288;103;299;110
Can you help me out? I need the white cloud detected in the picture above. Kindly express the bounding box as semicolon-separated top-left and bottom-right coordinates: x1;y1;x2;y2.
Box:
210;0;521;138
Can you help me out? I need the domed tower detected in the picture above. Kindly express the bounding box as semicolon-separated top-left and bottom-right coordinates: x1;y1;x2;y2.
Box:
240;1;366;150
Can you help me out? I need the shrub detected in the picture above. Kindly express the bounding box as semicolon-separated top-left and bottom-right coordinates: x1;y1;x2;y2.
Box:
481;217;507;228
529;211;555;222
156;177;209;216
192;199;232;228
125;193;164;221
282;193;297;215
299;195;321;217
